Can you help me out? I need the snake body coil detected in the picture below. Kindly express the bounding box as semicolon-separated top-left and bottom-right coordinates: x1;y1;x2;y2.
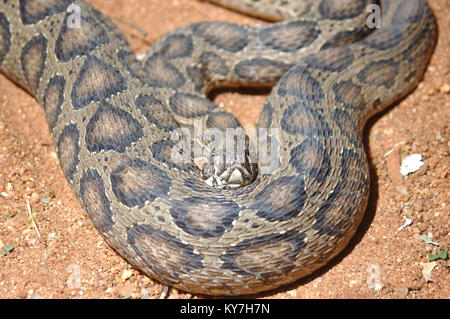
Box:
0;0;437;295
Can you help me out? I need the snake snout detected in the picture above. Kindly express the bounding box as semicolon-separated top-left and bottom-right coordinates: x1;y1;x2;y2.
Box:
196;152;257;189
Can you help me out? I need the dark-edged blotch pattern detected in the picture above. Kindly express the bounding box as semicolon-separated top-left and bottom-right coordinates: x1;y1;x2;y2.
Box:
312;148;367;237
19;0;73;25
305;47;355;72
55;12;109;62
220;230;307;279
319;0;367;20
206;111;241;130
159;34;193;59
110;158;171;209
170;195;241;238
0;13;11;65
200;51;228;76
142;53;186;89
260;21;320;53
332;79;366;111
235;58;293;83
80;169;114;233
357;58;400;88
150;139;195;172
21;35;47;94
127;224;204;285
277;66;324;102
257;101;273;128
71;55;127;109
85;102;143;153
169;93;215;118
43;75;65;130
248;175;307;222
333;108;361;147
192;22;249;52
135;94;178;131
281;102;332;138
393;0;424;25
289;138;331;184
57;123;80;181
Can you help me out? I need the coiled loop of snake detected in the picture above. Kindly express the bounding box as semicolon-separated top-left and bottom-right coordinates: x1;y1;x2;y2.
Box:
0;0;437;295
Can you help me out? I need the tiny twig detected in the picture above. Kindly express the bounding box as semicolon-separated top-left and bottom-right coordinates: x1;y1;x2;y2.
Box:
383;141;406;157
26;199;41;239
109;16;149;37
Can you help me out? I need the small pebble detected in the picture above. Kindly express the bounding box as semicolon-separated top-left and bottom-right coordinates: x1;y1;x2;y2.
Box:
439;83;450;94
121;269;134;281
30;192;40;203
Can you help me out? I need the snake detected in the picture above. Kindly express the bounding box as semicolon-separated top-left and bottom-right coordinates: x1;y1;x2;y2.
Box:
0;0;437;296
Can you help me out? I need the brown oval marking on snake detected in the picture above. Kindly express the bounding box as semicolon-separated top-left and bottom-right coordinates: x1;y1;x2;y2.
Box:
220;230;308;279
150;139;194;172
257;101;274;128
170;195;241;238
305;46;355;72
110;158;172;209
281;102;333;138
57;123;80;181
333;108;361;147
21;35;47;94
402;22;436;63
249;175;308;222
135;94;179;131
357;58;400;89
55;12;109;62
169;93;215;118
362;28;403;50
289;138;331;184
159;34;194;60
0;0;437;296
322;28;370;49
332;79;366;111
85;101;143;153
19;0;72;25
234;58;294;83
126;224;204;285
71;55;127;109
0;13;10;65
142;53;186;88
259;21;320;53
206;111;241;130
393;0;424;25
186;66;206;92
200;51;228;76
313;148;368;237
192;22;249;53
319;0;368;20
80;169;114;233
277;66;324;102
43;75;65;130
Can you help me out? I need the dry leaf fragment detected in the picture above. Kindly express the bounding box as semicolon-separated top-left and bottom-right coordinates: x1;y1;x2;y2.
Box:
419;261;437;282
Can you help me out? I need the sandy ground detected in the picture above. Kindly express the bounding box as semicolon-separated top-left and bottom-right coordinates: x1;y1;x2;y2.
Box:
0;0;448;299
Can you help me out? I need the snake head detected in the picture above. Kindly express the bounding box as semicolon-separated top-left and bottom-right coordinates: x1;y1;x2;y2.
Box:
194;137;257;189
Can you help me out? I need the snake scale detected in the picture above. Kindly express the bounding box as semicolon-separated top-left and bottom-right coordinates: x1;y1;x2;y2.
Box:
0;0;437;295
